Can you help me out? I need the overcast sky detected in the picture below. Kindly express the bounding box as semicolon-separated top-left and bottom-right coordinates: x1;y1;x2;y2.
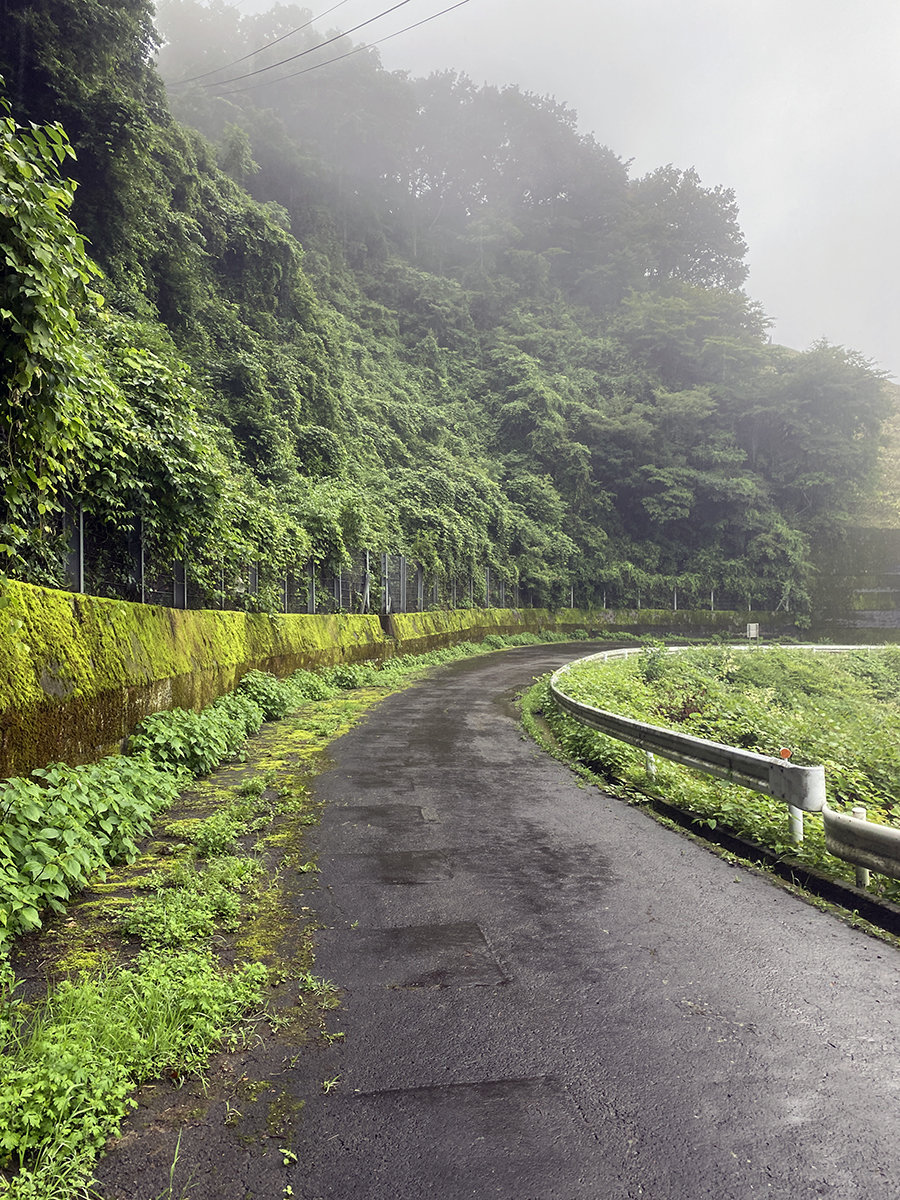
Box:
232;0;900;379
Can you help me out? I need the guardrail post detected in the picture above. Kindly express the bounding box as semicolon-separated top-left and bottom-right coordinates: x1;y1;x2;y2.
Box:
645;751;657;779
852;807;871;888
788;805;804;844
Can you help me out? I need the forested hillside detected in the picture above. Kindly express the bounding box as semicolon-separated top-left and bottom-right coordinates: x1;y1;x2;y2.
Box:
1;0;892;615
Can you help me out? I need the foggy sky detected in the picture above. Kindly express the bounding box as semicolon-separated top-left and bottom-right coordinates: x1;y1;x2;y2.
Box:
230;0;900;380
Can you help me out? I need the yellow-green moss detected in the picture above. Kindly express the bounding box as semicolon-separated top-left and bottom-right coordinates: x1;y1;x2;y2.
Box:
0;581;792;776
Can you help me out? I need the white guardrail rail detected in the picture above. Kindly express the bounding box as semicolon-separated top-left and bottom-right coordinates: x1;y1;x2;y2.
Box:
549;646;900;887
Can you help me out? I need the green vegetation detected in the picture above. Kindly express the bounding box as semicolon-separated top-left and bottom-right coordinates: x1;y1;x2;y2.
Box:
0;756;184;956
0;632;587;1197
1;1;893;613
0;951;267;1199
537;645;900;900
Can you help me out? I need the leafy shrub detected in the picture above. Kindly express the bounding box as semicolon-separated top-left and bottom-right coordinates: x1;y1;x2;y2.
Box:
323;662;377;689
127;705;246;776
237;670;291;720
212;691;265;737
286;669;335;701
483;633;507;648
0;757;182;955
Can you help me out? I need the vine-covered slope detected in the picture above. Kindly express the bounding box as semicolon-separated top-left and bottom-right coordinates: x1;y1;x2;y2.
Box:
0;0;892;614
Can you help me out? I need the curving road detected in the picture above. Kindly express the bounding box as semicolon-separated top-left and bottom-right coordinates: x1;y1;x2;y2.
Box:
290;644;899;1199
98;643;900;1199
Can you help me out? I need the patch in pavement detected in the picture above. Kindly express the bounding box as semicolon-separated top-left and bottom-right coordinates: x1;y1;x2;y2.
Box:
376;849;452;884
291;1076;605;1199
323;803;431;830
387;921;505;987
352;848;454;884
318;921;508;988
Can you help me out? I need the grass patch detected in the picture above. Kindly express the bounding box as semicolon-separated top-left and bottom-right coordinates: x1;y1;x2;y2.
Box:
0;951;267;1199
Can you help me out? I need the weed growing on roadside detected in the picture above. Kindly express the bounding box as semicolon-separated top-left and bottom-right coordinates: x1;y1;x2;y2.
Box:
0;951;267;1198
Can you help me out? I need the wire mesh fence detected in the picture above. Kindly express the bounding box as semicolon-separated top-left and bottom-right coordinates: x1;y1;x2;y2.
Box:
54;508;783;615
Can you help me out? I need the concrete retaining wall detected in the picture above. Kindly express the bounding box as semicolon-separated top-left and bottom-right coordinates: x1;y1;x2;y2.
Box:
0;581;790;777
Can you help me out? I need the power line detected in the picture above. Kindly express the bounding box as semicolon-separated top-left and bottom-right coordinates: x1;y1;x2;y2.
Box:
173;0;355;85
203;0;419;89
214;0;471;97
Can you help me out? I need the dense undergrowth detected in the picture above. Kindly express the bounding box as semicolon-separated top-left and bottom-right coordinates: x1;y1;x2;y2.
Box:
533;644;900;902
0;629;588;1199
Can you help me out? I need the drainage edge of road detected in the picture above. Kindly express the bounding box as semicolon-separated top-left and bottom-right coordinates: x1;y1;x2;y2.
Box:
643;793;900;938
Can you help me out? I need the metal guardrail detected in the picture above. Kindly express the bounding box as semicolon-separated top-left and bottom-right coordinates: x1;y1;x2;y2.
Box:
550;646;900;884
822;805;900;884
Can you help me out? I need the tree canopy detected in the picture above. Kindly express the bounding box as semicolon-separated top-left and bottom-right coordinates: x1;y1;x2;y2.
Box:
0;0;891;614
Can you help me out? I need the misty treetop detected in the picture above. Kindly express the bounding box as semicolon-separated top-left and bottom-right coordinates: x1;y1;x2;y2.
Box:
0;0;891;613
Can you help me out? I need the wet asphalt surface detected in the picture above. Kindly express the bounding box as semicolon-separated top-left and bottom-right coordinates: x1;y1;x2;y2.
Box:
98;644;899;1199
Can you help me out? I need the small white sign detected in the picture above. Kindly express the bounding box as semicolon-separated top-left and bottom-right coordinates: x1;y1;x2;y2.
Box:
747;622;760;639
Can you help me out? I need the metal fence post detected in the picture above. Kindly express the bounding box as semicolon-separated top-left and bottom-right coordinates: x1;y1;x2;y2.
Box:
66;505;85;594
416;564;424;612
362;550;371;613
381;552;389;613
174;560;187;609
484;566;490;607
307;560;316;614
128;518;144;604
399;556;408;612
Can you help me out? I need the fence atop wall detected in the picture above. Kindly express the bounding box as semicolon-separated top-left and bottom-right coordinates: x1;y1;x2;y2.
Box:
58;507;784;616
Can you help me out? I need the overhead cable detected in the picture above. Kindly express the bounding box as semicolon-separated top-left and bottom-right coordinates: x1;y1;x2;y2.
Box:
202;0;419;89
214;0;471;96
173;0;355;85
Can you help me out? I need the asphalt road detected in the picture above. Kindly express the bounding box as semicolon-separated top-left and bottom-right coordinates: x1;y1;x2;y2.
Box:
98;643;900;1199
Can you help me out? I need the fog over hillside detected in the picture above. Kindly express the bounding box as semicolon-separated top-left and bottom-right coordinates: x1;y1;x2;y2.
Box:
225;0;900;380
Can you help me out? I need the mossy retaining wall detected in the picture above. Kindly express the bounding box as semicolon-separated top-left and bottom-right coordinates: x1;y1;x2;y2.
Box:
0;581;788;776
